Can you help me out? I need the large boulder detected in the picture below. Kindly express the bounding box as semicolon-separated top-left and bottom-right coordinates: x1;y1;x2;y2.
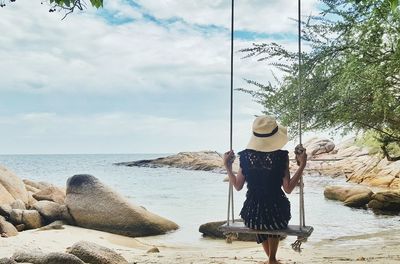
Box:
67;241;129;264
12;251;85;264
65;174;178;237
0;204;12;219
343;192;373;208
324;185;373;202
199;220;256;241
0;166;29;205
368;191;400;213
32;201;73;224
0;216;18;237
303;138;335;156
33;186;66;204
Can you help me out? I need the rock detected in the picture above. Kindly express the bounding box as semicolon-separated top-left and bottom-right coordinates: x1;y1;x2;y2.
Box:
10;199;26;210
23;180;52;192
15;224;25;232
0;204;12;219
67;241;129;264
38;220;66;231
0;216;18;237
146;247;160;253
303;138;335;156
9;209;43;229
9;209;23;224
324;186;373;202
114;151;238;173
0;166;29;205
12;251;85;264
199;220;256;242
22;210;44;229
343;192;373;207
33;186;66;204
66;174;178;237
368;191;400;212
32;201;73;224
0;258;17;264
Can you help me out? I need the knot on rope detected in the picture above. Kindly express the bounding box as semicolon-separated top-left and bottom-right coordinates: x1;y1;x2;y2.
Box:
291;236;307;253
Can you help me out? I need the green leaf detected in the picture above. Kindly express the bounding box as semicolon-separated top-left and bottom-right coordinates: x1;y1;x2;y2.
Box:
390;0;399;12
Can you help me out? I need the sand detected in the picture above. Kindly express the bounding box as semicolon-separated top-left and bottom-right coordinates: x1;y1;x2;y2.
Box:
1;225;400;263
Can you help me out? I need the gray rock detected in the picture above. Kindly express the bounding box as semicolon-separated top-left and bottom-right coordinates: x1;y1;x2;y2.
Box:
0;216;18;237
324;185;373;202
32;201;73;224
343;192;373;208
38;220;66;231
0;204;12;219
10;199;26;210
9;209;43;229
33;186;65;204
65;174;178;237
67;241;128;264
12;251;85;264
0;258;17;264
22;210;44;229
368;191;400;213
199;220;257;242
9;209;23;224
0;166;29;205
146;247;160;253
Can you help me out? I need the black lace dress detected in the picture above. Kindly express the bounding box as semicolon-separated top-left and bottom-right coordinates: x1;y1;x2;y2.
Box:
238;149;291;241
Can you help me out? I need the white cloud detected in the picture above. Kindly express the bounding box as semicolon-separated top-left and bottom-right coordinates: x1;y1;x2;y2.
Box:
0;0;321;154
135;0;319;33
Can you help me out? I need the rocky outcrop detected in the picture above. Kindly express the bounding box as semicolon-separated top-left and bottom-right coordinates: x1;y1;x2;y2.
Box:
306;138;400;189
303;137;335;156
0;166;29;205
65;174;178;237
115;151;239;173
67;241;129;264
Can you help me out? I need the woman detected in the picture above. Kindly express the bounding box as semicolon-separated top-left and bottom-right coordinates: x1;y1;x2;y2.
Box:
223;115;307;264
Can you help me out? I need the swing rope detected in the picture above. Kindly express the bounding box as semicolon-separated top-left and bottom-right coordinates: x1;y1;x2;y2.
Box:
226;0;235;227
225;0;308;252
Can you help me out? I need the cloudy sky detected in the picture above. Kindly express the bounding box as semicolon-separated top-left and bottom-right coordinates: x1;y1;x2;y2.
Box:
0;0;320;154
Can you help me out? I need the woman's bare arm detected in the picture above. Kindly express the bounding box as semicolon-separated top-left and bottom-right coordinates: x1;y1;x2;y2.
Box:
223;150;245;191
282;149;307;194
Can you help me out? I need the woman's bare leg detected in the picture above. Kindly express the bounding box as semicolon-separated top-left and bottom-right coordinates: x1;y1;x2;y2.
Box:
261;240;269;257
267;237;281;264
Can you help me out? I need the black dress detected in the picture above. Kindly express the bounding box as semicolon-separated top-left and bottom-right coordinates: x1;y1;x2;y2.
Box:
238;149;291;241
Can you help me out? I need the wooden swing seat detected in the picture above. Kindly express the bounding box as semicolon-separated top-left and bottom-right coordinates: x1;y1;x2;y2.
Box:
219;220;314;237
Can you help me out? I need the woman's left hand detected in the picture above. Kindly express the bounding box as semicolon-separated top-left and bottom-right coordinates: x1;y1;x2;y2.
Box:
223;150;235;169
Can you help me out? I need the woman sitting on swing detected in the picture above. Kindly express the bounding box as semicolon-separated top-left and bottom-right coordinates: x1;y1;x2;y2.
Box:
223;115;307;264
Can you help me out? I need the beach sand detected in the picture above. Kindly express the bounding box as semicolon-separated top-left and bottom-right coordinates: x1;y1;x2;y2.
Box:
1;225;400;263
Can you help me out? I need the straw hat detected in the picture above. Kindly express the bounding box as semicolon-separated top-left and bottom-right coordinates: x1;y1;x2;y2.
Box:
246;115;288;152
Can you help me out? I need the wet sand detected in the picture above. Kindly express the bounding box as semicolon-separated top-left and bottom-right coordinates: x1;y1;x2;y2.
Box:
1;225;400;263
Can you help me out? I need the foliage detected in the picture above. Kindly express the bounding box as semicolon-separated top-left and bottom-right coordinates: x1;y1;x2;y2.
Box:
240;0;400;160
356;131;400;156
0;0;102;18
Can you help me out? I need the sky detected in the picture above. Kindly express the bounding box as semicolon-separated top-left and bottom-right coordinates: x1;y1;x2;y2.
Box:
0;0;323;154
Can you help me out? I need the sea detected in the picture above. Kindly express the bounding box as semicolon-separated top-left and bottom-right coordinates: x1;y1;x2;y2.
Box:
1;154;399;248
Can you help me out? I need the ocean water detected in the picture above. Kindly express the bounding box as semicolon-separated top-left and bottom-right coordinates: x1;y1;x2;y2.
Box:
0;154;399;247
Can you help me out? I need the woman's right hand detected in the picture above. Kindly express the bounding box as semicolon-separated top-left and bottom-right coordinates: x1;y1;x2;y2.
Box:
223;150;235;169
295;144;307;167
